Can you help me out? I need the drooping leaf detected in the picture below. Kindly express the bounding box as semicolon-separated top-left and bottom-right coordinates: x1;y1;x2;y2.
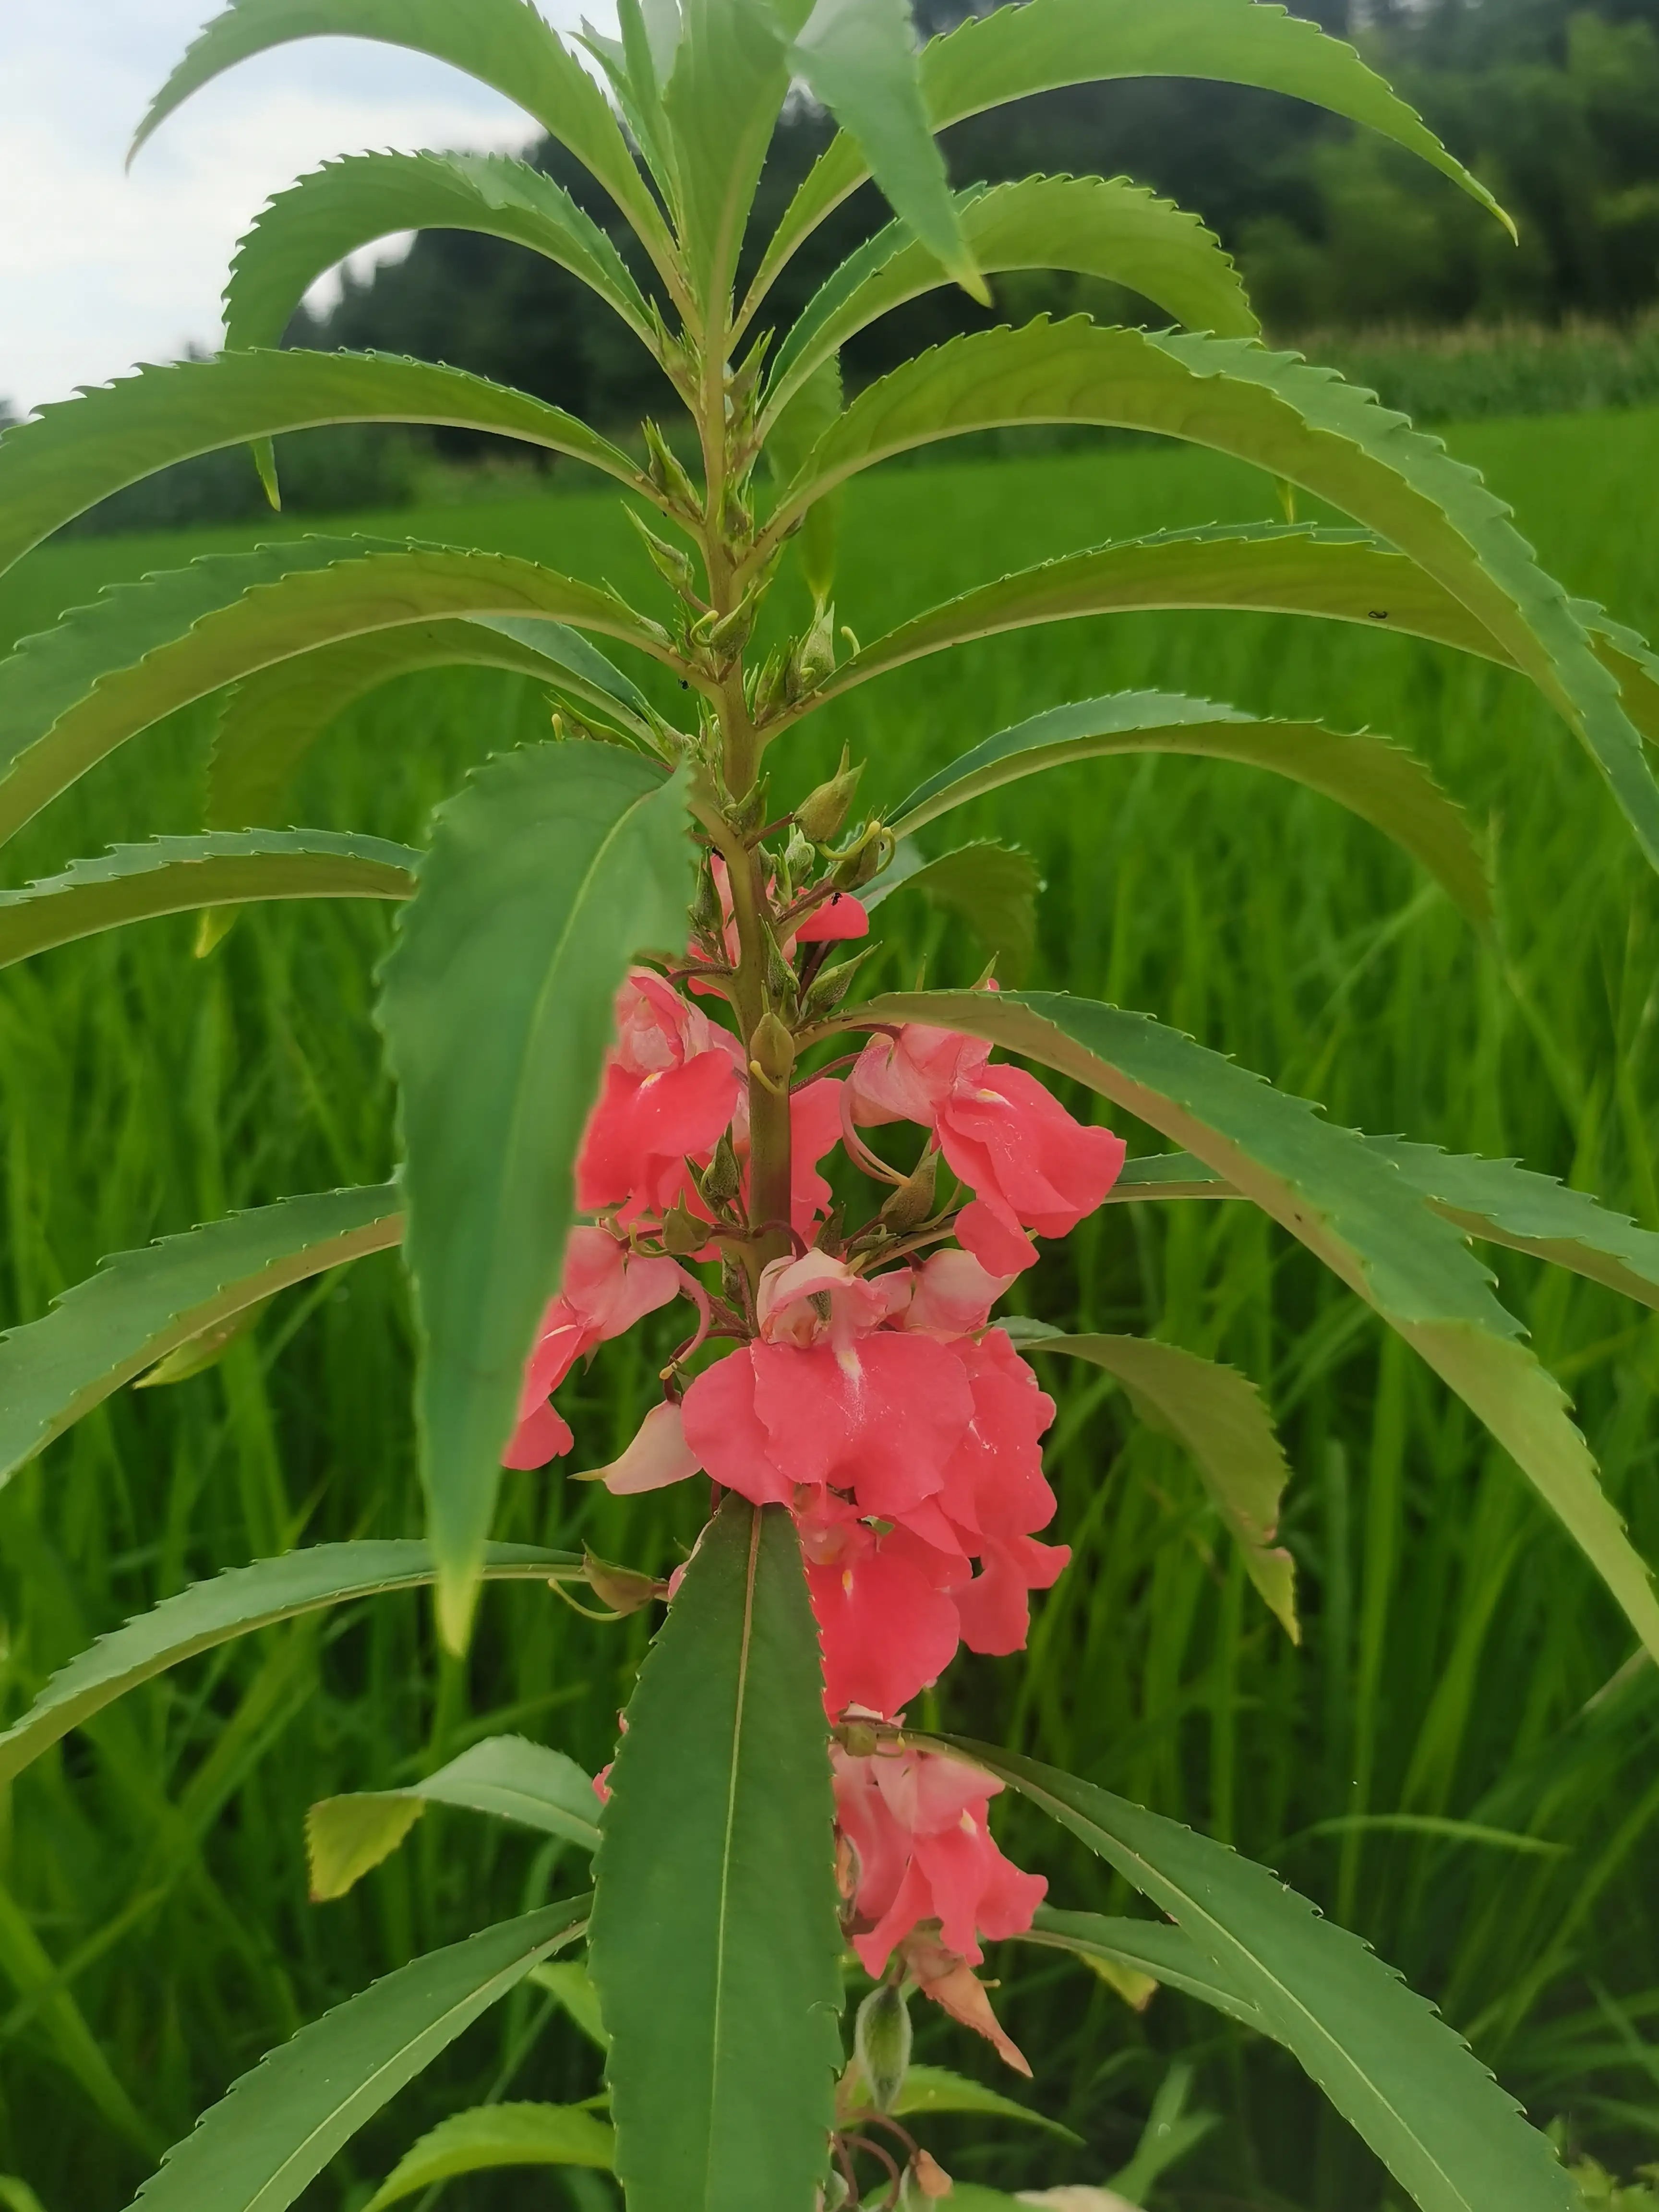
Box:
937;1740;1577;2212
1021;1334;1298;1639
308;1735;601;1899
851;990;1659;1668
748;0;1509;317
770;322;1659;871
377;743;694;1650
881;691;1488;928
0;1544;578;1791
119;1899;589;2212
1019;1905;1271;2032
362;2104;615;2212
0;352;647;578
0;540;670;851
0;1185;403;1487
888;2064;1081;2142
589;1497;842;2212
206;618;657;835
785;0;981;303
765;174;1256;421
133;0;670;261
866;839;1041;981
0;832;416;969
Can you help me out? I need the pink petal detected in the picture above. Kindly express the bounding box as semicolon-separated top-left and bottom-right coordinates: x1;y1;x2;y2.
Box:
597;1401;705;1494
679;1349;795;1505
501;1397;575;1470
794;892;869;943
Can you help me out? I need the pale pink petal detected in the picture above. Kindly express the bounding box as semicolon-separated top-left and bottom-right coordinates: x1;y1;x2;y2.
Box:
597;1401;705;1494
905;1248;1016;1336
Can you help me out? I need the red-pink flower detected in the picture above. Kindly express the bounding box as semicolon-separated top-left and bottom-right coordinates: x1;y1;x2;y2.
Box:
503;1229;685;1468
832;1744;1046;1975
793;890;868;943
851;1023;1127;1272
800;1498;963;1719
577;969;744;1226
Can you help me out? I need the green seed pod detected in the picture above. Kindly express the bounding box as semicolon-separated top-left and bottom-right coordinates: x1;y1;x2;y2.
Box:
854;1981;913;2114
802;948;874;1020
700;1132;742;1204
879;1149;938;1232
795;748;864;843
583;1551;661;1615
832;823;894;892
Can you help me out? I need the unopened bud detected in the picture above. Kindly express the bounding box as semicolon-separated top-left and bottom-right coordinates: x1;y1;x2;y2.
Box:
795;748;863;843
584;1551;661;1616
839;1717;880;1758
879;1149;938;1233
690;863;721;943
913;2149;953;2199
832;823;893;892
802;948;873;1020
700;1132;743;1205
749;649;788;723
660;1199;706;1256
642;418;701;512
786;601;838;702
855;1982;913;2113
626;508;697;595
730;780;768;835
750;1010;796;1087
783;825;815;881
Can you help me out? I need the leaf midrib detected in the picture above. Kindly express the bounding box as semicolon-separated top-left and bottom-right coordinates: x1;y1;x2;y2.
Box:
702;1506;763;2207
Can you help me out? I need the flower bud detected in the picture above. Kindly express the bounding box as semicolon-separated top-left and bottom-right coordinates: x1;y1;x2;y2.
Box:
795;748;864;843
660;1199;707;1256
786;602;838;700
913;2148;953;2199
854;1981;913;2113
642;418;701;512
750;1010;796;1088
802;948;873;1020
879;1149;938;1233
583;1551;661;1616
700;1133;742;1204
832;823;894;892
626;507;697;595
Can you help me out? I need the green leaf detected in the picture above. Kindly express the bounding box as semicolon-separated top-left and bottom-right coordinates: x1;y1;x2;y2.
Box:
764;356;844;605
0;352;645;579
935;1739;1577;2212
377;742;694;1650
589;1497;842;2212
206;618;656;836
119;1899;589;2212
0;538;669;850
133;0;669;263
866;839;1041;982
772;323;1659;872
0;1543;578;1791
529;1960;610;2048
765;174;1256;421
786;0;982;304
888;2063;1081;2142
0;832;416;969
851;989;1659;1668
1022;1334;1298;1639
748;0;1508;315
308;1735;601;1899
883;690;1489;929
134;1296;273;1386
0;1184;403;1488
1020;1904;1271;2032
362;2103;615;2212
663;0;792;309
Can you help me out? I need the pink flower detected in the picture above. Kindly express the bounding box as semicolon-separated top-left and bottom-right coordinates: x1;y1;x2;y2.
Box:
800;1499;963;1719
577;970;744;1226
793;890;868;943
850;1024;1127;1272
903;1248;1014;1337
832;1744;1046;1976
503;1229;685;1468
594;1400;704;1495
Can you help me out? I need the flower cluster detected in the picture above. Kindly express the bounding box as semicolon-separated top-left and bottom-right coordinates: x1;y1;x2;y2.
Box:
505;878;1124;2063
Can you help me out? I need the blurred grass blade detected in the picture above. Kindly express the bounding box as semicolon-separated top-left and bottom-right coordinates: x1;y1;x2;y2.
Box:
1022;1334;1298;1639
308;1735;601;1900
0;832;417;969
941;1739;1577;2212
377;744;693;1650
0;1185;404;1486
117;1899;589;2212
883;691;1489;928
1019;1905;1272;2032
0;1880;159;2156
867;839;1040;981
887;2064;1082;2142
589;1498;842;2212
0;541;670;849
0;353;647;578
855;989;1659;1666
362;2103;614;2211
0;1544;579;1790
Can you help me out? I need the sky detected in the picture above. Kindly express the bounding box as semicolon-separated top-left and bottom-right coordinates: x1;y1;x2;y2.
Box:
0;0;618;417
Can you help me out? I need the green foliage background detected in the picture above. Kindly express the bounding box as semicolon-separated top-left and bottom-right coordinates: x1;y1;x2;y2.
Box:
2;403;1658;2209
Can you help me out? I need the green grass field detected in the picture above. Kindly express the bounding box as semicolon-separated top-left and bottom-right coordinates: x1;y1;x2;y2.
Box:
3;408;1659;2211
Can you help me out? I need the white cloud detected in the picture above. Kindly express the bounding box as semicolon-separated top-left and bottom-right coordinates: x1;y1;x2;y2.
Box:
0;0;617;414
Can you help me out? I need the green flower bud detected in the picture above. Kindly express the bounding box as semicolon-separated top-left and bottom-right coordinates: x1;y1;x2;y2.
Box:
854;1981;913;2114
795;748;864;843
750;1010;796;1088
583;1551;661;1616
700;1132;742;1204
879;1149;938;1232
625;507;697;594
832;823;894;892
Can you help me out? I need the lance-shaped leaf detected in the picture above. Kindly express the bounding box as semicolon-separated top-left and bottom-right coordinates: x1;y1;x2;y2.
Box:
882;2066;1080;2141
765;355;844;606
882;691;1488;929
377;743;694;1651
0;1185;402;1487
934;1739;1576;2212
851;990;1659;1668
0;831;416;970
207;618;657;835
866;838;1041;982
118;1899;589;2212
589;1498;842;2212
1019;1905;1270;2032
771;323;1659;873
785;0;981;304
133;0;670;266
0;1543;578;1791
1020;1334;1297;1639
747;0;1508;319
765;174;1256;422
308;1736;601;1901
0;540;671;849
363;2104;615;2212
0;352;647;578
663;0;793;310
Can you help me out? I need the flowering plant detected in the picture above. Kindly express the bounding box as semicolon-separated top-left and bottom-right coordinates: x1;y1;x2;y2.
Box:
5;0;1659;2208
